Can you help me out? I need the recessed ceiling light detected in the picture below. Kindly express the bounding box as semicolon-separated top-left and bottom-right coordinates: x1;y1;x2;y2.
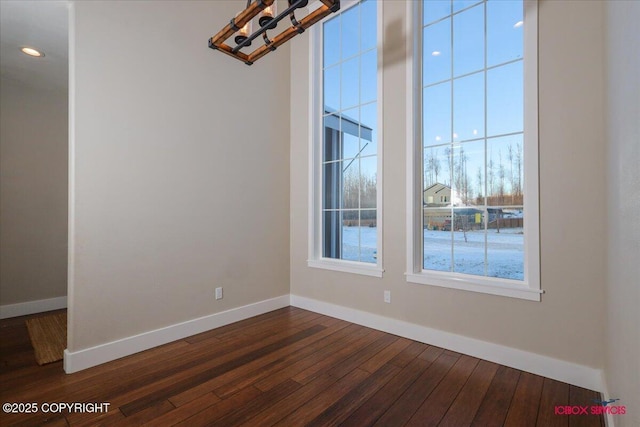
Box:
431;51;441;56
21;47;44;57
513;21;524;28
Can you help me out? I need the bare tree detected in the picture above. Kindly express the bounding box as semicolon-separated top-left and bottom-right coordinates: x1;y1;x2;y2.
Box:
498;149;506;205
476;165;483;202
460;147;471;205
342;168;377;225
487;152;496;201
507;144;514;204
432;148;440;184
515;142;523;197
443;147;453;187
450;146;470;205
424;148;441;188
343;167;359;210
423;149;431;188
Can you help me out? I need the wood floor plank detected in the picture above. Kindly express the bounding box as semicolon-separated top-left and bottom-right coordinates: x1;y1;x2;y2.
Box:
173;386;262;427
406;354;480;426
418;345;446;363
169;320;349;406
389;341;429;367
273;368;371;426
64;326;313;424
213;311;309;342
118;325;325;416
0;406;71;427
317;315;349;328
273;310;324;331
359;337;412;373
163;325;323;407
39;416;70;427
254;323;369;391
51;339;190;388
240;374;340;427
326;333;399;379
291;328;383;385
471;365;521;427
147;392;221;426
504;371;544;427
224;309;318;340
111;399;175;426
373;351;461;427
438;359;500;427
9;335;224;410
306;362;400;426
536;377;570;427
184;307;297;344
70;407;125;427
569;385;604;427
210;379;301;427
212;319;351;399
340;349;435;427
59;339;219;402
0;361;62;394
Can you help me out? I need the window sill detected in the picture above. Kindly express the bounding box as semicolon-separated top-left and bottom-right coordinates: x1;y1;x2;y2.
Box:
406;271;542;301
308;259;384;278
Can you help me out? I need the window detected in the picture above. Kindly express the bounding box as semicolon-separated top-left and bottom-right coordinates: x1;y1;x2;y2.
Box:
407;0;540;300
309;0;383;277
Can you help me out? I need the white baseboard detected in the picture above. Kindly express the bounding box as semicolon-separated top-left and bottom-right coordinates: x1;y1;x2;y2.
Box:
291;295;604;392
0;296;67;319
63;295;290;374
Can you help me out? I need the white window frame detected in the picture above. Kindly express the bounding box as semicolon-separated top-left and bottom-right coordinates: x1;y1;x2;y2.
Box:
308;0;384;277
406;0;541;300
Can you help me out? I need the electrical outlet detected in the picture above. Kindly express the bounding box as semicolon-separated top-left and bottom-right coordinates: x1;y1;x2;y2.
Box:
215;287;223;300
384;290;391;303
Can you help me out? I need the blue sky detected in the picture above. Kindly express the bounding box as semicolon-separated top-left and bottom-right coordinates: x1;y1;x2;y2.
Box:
322;0;525;199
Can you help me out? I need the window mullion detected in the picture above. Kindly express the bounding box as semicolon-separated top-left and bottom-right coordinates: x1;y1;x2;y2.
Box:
483;0;489;276
449;0;455;273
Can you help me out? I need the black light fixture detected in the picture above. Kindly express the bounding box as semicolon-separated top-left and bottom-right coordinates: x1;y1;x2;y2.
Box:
209;0;340;66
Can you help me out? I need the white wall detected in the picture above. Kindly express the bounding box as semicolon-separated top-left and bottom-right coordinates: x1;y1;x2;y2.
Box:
604;1;640;424
0;76;68;307
290;0;606;374
69;1;290;352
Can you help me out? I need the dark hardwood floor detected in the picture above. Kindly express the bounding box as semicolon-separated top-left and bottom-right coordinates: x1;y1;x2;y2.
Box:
0;307;604;426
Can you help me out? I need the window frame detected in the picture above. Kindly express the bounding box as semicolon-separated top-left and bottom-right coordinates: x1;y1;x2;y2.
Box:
308;0;384;277
406;0;541;300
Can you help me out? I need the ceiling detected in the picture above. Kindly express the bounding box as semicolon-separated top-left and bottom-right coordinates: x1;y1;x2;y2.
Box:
0;0;69;91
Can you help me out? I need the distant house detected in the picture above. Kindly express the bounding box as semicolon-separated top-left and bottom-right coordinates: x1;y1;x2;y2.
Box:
423;183;489;230
423;183;451;230
423;183;451;207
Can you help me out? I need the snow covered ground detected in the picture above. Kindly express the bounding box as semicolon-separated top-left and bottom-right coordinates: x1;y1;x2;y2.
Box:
341;226;524;280
423;228;524;280
341;226;378;264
